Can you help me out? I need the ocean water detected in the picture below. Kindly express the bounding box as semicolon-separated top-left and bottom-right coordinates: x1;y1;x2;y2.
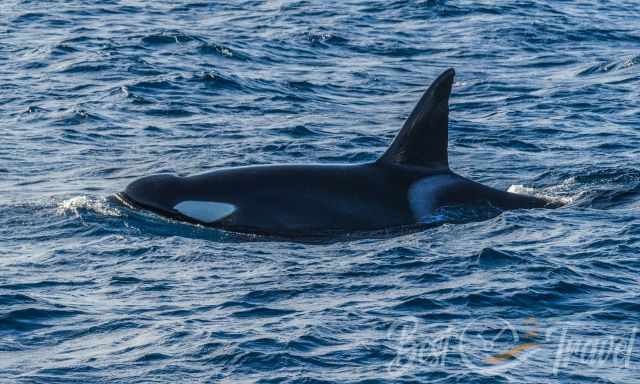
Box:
2;1;640;383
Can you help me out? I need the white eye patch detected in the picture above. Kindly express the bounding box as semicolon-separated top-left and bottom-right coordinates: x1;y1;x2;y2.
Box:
173;201;236;223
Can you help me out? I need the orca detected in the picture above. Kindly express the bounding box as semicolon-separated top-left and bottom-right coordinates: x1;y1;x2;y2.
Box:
117;68;557;237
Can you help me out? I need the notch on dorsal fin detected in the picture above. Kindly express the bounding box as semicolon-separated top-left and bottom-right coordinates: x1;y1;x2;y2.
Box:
378;68;455;169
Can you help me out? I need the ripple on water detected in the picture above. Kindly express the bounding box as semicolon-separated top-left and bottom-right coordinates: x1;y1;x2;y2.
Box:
0;306;85;332
140;32;205;46
230;307;297;319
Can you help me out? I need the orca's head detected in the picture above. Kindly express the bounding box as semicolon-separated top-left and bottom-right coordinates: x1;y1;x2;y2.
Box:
119;174;187;220
119;174;237;225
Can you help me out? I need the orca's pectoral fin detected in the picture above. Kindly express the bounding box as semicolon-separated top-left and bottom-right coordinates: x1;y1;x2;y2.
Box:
378;68;454;170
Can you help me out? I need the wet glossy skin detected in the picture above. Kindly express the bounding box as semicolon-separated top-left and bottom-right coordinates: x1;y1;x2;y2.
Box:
120;162;549;236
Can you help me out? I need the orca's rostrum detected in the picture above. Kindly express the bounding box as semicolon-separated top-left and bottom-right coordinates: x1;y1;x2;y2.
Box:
118;68;558;237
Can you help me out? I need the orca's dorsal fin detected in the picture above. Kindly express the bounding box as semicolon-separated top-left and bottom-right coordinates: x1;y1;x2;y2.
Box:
378;68;454;170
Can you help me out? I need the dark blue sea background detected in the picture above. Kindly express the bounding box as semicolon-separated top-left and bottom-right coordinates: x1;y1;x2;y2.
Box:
2;1;640;383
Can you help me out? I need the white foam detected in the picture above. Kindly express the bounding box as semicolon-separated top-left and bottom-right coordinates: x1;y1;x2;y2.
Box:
57;196;122;217
507;181;575;205
173;201;236;223
507;184;537;195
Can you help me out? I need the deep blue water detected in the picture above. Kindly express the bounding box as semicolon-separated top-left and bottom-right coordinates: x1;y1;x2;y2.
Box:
2;1;640;383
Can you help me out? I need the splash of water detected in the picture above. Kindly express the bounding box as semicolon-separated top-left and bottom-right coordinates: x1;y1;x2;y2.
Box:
57;196;122;217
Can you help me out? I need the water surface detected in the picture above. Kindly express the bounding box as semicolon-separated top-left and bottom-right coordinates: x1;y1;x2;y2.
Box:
2;1;640;383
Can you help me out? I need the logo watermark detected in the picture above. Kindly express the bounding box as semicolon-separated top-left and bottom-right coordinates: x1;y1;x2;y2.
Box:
386;316;637;378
